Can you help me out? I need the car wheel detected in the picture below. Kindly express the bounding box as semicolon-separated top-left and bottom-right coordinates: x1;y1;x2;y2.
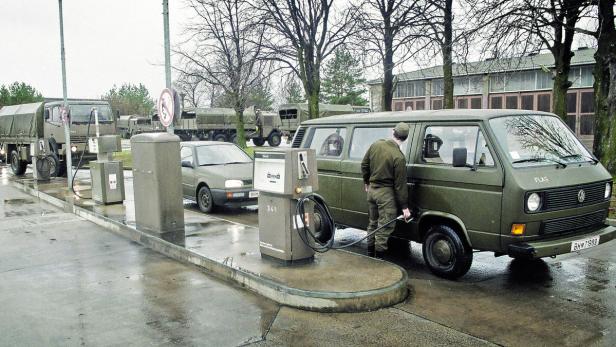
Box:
267;132;281;147
197;186;215;213
214;133;227;142
422;224;473;279
252;137;265;146
10;150;27;176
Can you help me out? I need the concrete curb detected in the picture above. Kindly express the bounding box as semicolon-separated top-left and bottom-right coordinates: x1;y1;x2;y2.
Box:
13;181;409;313
608;218;615;227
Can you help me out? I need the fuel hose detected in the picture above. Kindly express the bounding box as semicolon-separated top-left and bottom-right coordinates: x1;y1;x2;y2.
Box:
70;110;93;198
293;193;410;253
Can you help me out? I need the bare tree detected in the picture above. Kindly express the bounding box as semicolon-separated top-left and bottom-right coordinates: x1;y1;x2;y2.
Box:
473;0;593;118
353;0;424;111
174;72;206;108
259;0;357;119
578;0;616;172
176;0;272;147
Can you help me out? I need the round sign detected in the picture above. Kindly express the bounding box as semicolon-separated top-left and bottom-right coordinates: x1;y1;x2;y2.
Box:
158;88;175;127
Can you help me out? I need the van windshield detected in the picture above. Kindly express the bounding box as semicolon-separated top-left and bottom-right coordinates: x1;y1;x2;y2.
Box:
489;115;593;167
70;105;112;123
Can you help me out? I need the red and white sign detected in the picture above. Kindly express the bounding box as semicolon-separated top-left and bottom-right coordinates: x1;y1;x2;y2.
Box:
158;88;175;127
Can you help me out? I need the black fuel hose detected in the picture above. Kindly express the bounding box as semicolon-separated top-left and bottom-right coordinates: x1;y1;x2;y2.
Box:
70;111;93;198
294;193;408;253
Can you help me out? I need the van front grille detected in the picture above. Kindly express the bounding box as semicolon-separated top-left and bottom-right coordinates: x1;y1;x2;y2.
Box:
292;127;306;148
541;210;607;235
542;182;607;211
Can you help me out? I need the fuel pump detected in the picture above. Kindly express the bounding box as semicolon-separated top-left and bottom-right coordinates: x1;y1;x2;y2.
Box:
253;148;319;263
88;108;125;204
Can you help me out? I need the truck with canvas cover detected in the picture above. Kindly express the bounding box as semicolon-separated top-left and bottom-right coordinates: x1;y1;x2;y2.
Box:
194;106;284;146
0;100;116;176
117;115;162;139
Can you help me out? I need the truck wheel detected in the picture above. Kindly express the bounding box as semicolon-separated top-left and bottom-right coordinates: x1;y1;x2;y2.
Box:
267;132;282;147
214;133;227;142
422;224;473;279
230;134;238;144
46;153;61;177
252;137;265;146
197;186;215;213
10;150;27;176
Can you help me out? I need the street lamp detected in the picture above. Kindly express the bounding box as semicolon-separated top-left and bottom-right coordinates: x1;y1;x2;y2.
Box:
58;0;73;188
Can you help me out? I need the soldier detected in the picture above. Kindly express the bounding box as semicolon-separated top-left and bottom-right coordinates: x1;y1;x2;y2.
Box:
361;122;412;258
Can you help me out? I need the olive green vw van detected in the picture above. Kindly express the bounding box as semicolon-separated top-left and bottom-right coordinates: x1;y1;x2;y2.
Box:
293;109;615;278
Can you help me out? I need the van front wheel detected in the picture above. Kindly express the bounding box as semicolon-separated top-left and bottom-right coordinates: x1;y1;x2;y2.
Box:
422;225;473;279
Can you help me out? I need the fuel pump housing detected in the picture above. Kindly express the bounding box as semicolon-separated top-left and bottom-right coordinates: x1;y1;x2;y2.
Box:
253;148;318;263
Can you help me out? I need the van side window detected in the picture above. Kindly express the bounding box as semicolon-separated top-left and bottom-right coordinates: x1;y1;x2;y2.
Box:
180;146;194;166
423;126;492;166
349;127;409;160
309;128;347;157
475;131;495;167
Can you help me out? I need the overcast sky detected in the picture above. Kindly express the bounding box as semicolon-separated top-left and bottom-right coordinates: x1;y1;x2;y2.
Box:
0;0;190;99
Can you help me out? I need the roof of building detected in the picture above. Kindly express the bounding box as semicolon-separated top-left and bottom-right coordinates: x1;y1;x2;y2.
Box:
302;109;555;125
367;48;596;85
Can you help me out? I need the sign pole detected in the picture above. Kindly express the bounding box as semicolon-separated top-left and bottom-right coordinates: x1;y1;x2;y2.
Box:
58;0;72;189
162;0;174;135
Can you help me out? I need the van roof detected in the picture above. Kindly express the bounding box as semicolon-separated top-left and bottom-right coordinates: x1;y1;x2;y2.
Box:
301;109;555;125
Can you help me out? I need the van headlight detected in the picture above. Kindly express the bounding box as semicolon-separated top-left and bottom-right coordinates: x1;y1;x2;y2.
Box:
225;179;243;188
606;182;612;199
71;145;77;153
526;193;541;212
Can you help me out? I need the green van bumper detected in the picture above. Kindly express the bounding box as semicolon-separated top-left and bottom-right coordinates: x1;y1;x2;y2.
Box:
508;224;616;259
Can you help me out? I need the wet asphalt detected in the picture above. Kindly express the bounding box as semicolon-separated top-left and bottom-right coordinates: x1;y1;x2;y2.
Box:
186;198;616;346
2;160;616;346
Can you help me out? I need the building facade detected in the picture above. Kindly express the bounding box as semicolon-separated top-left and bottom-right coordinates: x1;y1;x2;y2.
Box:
368;48;596;147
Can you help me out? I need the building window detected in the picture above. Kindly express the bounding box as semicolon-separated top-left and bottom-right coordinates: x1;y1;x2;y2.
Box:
580;66;594;87
580;115;594;135
404;101;413;111
521;95;534;110
490;96;503;109
566;93;577;113
471;97;482;109
536;71;553;89
580;91;594;113
506;95;518;109
489;74;505;92
432;79;444;96
432;99;443;110
416;100;425;110
537;94;551;112
415;82;426;97
394;102;404;111
566;114;577;133
457;98;468;109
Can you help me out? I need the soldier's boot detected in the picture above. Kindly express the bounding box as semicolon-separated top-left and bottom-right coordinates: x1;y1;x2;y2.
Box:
367;244;375;257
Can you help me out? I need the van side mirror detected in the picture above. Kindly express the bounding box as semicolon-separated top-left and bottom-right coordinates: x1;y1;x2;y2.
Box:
44;109;50;120
181;160;193;168
452;148;468;168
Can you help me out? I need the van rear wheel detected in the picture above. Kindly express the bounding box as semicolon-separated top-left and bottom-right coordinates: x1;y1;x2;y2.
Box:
422;224;473;279
10;150;27;176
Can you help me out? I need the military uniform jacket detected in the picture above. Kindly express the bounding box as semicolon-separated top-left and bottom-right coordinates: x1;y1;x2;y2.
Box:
361;139;409;210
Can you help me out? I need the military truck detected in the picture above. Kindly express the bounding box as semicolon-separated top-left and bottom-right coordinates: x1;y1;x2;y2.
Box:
277;103;354;137
0;100;116;176
117;115;162;139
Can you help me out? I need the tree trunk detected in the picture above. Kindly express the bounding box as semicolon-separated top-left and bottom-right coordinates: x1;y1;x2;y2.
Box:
552;47;573;120
442;0;454;109
235;107;247;148
593;0;616;173
382;27;395;111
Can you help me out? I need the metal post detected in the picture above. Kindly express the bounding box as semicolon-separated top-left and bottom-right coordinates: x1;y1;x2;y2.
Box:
162;0;174;135
58;0;73;188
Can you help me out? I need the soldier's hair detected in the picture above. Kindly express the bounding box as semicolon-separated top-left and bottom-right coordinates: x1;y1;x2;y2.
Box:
393;130;408;142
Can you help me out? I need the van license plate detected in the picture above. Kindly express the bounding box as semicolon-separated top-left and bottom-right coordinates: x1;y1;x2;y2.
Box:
249;191;259;198
570;235;600;252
